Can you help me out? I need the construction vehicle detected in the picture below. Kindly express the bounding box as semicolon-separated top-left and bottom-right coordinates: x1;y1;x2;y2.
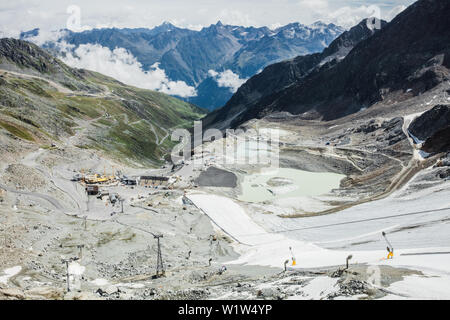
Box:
109;193;119;204
97;174;110;183
122;176;137;185
71;173;83;182
84;173;109;184
79;165;117;184
96;191;109;200
84;174;99;184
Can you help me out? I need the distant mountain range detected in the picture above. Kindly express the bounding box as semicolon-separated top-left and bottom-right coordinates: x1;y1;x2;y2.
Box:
20;21;344;110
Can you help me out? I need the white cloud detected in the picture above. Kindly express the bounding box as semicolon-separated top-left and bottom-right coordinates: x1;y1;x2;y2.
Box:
298;0;329;11
385;5;407;21
26;29;69;46
208;69;247;93
208;70;219;77
329;5;382;29
296;1;387;29
61;44;197;97
0;29;19;38
0;1;416;37
295;1;411;29
216;9;254;26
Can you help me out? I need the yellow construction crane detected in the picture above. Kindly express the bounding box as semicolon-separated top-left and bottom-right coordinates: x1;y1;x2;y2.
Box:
110;165;116;180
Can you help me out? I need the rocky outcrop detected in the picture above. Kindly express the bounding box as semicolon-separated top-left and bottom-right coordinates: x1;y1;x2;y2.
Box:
409;105;450;153
194;167;237;188
0;38;59;74
409;105;450;141
422;126;450;154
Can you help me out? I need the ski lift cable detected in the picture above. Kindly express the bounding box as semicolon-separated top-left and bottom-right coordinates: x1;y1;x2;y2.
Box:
113;219;158;237
236;206;450;238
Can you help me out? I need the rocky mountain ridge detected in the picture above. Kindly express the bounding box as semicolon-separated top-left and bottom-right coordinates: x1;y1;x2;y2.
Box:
0;38;205;166
203;18;387;129
21;21;344;110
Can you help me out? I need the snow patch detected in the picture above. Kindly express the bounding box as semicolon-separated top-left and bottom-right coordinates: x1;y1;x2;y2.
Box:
288;277;339;300
408;130;425;145
90;278;109;286
381;274;450;300
0;266;22;284
208;69;248;93
68;261;85;275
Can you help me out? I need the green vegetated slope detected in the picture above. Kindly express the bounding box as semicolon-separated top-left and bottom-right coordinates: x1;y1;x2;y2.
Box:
0;38;206;166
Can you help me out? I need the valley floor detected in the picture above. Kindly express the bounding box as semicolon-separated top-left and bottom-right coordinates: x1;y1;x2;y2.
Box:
1;84;450;300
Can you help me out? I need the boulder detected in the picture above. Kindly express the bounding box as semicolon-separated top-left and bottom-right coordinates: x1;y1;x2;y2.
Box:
26;286;64;300
409;105;450;154
409;105;450;142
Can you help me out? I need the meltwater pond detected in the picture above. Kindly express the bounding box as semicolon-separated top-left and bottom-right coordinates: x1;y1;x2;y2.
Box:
238;168;345;203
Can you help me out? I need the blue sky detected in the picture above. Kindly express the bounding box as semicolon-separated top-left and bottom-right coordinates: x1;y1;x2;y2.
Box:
0;0;416;37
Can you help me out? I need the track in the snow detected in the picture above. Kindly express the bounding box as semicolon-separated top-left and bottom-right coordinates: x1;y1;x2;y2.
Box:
239;207;450;237
401;251;450;256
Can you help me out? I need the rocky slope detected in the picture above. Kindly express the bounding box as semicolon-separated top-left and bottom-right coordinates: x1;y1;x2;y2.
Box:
205;0;450;129
22;21;344;110
0;38;205;166
409;104;450;154
225;21;343;79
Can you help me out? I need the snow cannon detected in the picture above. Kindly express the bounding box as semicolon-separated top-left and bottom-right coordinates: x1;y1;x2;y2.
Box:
346;255;353;269
289;246;297;266
284;259;289;271
382;232;394;259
